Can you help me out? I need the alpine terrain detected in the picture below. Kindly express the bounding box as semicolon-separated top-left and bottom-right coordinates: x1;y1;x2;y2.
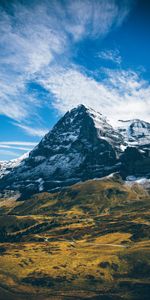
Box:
0;105;150;300
0;104;150;198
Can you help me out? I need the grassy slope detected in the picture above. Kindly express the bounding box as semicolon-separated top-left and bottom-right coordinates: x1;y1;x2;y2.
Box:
0;175;150;299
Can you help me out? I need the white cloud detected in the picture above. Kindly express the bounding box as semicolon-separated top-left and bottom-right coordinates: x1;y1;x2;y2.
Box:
39;66;150;126
14;123;49;137
98;49;122;64
0;0;133;122
0;141;37;146
0;150;20;158
0;145;32;151
61;0;130;40
0;2;66;122
0;141;37;157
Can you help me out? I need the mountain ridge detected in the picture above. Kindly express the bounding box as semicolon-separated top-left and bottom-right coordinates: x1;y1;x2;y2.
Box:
118;118;150;146
0;104;150;197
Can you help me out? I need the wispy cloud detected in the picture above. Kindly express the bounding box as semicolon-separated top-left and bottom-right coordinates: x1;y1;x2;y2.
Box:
13;123;49;137
0;0;133;125
59;0;132;40
39;66;150;126
0;141;37;146
0;141;37;156
0;149;20;158
0;145;31;151
98;49;122;64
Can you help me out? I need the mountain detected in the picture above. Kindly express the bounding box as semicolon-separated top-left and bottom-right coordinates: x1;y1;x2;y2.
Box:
0;107;150;300
0;105;150;197
118;119;150;148
0;152;29;179
118;119;150;179
0;105;124;196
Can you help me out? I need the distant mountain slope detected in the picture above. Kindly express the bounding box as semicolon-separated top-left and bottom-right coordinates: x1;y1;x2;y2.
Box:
0;176;149;300
0;152;29;179
118;119;150;179
118;119;150;148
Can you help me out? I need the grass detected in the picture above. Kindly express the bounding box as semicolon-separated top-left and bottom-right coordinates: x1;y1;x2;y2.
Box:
0;176;149;299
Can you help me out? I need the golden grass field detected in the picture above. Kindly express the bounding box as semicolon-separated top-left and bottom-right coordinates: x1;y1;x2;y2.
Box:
0;175;150;299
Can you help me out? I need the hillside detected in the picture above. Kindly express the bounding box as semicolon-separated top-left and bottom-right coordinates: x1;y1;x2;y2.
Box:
0;175;150;299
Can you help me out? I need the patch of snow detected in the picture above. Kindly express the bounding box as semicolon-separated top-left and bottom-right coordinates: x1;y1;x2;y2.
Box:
117;119;150;146
0;152;29;179
33;156;46;162
126;176;137;181
126;176;150;186
36;178;44;192
120;144;127;151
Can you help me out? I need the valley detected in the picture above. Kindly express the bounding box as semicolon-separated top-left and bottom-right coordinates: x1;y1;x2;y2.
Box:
0;176;149;299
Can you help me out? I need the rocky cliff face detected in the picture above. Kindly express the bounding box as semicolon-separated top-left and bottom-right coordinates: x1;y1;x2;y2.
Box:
117;119;150;179
118;119;150;148
0;105;150;197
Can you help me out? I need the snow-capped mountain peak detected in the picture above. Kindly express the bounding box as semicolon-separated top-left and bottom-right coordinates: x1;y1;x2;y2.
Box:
31;104;123;158
0;105;123;195
0;105;149;197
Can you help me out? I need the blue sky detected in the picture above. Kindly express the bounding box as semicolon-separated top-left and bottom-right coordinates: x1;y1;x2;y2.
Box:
0;0;150;160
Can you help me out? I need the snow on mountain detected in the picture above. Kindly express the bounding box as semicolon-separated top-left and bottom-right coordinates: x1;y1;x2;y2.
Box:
86;106;124;155
0;152;29;179
0;105;149;197
117;119;150;147
0;105;124;195
126;175;150;191
117;119;150;180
